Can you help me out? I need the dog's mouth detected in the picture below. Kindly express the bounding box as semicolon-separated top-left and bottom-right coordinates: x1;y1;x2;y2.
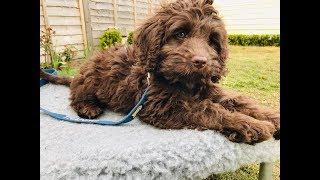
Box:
156;67;224;88
155;53;224;85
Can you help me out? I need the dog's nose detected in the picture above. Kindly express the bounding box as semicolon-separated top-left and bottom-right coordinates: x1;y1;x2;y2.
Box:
192;56;207;68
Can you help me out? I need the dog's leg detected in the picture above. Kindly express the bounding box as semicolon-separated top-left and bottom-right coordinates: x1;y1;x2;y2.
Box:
191;102;277;144
140;101;276;144
69;75;104;119
219;112;277;144
219;94;280;140
187;102;277;144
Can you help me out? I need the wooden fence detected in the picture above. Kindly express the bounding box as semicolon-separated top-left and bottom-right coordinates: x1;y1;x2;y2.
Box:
40;0;280;61
214;0;280;35
40;0;161;61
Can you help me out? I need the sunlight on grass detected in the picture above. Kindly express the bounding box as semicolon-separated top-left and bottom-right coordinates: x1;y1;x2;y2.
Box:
220;46;280;111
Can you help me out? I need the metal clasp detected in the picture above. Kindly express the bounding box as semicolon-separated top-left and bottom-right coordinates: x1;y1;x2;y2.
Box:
132;105;143;118
147;72;151;86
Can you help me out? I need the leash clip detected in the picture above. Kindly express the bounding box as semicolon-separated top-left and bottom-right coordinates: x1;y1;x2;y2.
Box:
132;105;143;118
147;72;151;86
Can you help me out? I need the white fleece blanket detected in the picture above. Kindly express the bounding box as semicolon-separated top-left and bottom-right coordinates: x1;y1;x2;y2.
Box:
40;84;280;180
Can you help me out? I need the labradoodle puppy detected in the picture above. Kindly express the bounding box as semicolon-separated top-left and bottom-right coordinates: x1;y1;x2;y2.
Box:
40;0;280;144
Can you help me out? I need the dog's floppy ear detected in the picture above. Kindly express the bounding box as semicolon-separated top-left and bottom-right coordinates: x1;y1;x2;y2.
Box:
219;33;229;62
134;14;166;72
211;31;229;83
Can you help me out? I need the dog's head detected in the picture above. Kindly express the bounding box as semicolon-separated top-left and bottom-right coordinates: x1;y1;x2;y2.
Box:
134;0;228;84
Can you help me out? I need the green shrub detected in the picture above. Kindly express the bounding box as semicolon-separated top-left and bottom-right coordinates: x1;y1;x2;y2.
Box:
127;31;134;45
99;28;123;49
228;34;280;46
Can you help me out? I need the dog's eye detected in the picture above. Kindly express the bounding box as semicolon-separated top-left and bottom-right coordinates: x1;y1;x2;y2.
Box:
176;30;187;39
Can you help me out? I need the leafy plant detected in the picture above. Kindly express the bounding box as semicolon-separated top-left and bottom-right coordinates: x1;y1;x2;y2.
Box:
127;31;134;45
40;27;77;71
40;26;55;68
61;45;77;62
98;28;123;49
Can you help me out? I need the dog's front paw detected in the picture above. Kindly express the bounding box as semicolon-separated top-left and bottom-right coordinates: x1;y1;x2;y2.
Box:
223;121;276;145
74;103;103;119
268;114;280;140
273;129;280;140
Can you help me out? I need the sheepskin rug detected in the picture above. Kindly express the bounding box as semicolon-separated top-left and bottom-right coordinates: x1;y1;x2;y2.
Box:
40;84;280;180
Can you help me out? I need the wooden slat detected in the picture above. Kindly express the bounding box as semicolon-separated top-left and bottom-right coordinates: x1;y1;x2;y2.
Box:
91;0;113;3
92;30;105;39
116;24;134;35
117;18;134;25
227;29;279;35
93;39;100;47
52;34;84;46
50;25;83;35
113;0;118;26
220;9;279;16
117;4;133;11
136;14;147;20
215;0;276;7
117;0;132;6
91;22;115;31
224;20;279;26
136;0;148;6
227;26;280;30
90;9;114;17
55;44;85;52
46;6;80;17
136;0;147;3
46;0;79;8
132;0;137;28
40;0;51;64
83;0;94;49
89;1;114;10
90;16;114;23
49;16;82;25
40;16;45;25
117;11;134;18
79;0;88;50
40;5;44;15
41;0;50;27
215;0;280;28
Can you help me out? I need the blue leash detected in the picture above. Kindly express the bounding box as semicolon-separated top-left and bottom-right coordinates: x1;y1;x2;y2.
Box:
40;68;149;125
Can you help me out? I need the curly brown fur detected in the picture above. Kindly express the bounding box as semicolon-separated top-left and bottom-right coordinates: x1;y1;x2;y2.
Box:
40;0;279;144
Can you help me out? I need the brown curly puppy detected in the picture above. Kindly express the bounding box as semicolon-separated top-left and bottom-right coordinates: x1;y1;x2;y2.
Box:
40;0;280;144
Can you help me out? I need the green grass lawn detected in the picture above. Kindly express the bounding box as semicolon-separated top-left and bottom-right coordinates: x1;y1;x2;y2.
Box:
58;45;280;180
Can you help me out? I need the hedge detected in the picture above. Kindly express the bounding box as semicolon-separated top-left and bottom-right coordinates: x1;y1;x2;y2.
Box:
124;32;280;47
228;34;280;46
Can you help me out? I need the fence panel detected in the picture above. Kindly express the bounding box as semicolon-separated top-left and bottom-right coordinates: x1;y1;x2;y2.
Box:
41;0;280;62
40;0;87;61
